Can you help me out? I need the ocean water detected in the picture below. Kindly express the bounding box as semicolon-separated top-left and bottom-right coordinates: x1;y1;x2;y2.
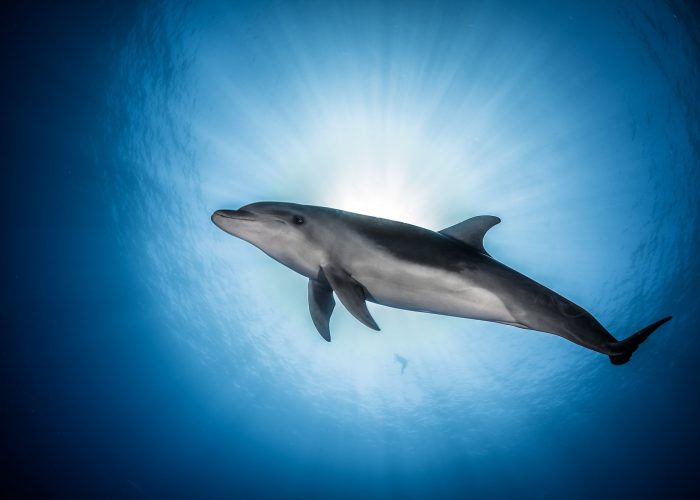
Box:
4;1;700;498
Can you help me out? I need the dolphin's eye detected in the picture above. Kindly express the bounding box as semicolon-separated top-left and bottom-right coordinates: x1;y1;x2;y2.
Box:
293;215;304;225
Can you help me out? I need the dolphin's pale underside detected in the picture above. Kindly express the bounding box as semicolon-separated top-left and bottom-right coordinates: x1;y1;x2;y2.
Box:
211;202;671;365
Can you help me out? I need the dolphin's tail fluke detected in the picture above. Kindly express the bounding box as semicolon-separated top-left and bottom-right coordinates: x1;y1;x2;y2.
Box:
608;316;672;365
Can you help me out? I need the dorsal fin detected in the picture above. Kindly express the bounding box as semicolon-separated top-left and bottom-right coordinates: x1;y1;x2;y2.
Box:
439;215;501;255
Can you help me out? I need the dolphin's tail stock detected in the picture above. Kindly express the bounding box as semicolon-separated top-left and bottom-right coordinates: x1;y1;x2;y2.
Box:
608;316;672;365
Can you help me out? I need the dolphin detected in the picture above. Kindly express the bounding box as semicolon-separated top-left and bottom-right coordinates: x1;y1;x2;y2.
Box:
211;202;671;365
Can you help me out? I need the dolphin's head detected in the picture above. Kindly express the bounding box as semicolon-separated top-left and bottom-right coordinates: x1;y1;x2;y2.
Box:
211;202;326;277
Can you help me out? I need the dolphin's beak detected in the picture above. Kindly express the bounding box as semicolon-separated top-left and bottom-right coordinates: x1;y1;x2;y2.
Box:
212;209;255;221
211;209;257;231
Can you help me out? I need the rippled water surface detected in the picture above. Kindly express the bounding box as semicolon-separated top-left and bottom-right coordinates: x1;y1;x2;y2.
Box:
6;1;700;498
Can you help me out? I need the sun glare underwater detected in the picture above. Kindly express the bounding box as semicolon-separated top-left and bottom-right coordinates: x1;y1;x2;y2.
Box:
29;0;700;497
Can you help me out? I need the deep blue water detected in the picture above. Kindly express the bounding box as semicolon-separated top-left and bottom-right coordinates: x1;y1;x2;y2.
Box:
4;1;700;498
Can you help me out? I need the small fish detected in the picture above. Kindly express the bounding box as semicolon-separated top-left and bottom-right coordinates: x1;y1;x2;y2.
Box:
394;353;408;375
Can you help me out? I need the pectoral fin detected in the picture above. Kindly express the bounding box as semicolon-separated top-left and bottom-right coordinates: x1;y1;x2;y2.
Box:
308;279;335;341
322;265;380;331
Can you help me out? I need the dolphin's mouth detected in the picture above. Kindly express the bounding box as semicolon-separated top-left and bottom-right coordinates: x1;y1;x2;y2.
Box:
212;209;257;221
